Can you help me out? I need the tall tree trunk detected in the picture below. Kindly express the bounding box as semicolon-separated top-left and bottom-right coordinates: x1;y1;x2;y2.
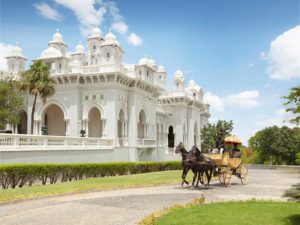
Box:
31;94;37;134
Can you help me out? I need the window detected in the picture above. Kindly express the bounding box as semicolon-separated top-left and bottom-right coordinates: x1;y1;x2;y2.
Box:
106;52;110;62
92;95;96;100
168;126;175;148
146;70;149;77
93;45;96;53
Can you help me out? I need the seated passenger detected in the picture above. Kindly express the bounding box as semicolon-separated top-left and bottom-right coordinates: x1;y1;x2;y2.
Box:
232;143;241;158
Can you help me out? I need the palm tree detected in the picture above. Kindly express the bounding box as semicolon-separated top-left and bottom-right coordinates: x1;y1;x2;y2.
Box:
19;60;56;134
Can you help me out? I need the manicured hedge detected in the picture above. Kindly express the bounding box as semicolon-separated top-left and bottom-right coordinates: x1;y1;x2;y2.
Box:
0;161;181;189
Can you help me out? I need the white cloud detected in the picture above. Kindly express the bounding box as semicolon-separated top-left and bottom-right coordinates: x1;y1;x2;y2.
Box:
127;33;143;46
111;21;128;34
204;92;224;112
263;25;300;79
54;0;107;36
0;43;14;71
34;2;63;21
204;90;259;112
255;108;295;128
226;90;259;108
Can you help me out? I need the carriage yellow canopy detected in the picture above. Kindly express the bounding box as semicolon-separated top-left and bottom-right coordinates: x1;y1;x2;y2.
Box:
224;135;242;145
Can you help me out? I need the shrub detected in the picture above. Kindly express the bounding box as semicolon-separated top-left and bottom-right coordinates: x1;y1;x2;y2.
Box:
0;161;181;189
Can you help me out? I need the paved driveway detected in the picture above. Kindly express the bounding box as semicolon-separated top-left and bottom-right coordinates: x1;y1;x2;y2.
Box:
0;169;299;225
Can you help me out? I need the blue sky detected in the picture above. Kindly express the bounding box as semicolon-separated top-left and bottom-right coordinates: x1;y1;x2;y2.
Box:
1;0;299;144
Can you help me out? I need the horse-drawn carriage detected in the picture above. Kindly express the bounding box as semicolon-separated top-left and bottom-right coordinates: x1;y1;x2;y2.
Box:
206;151;248;187
176;134;248;188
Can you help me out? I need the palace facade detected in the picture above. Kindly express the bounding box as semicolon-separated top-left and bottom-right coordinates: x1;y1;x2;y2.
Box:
1;28;210;163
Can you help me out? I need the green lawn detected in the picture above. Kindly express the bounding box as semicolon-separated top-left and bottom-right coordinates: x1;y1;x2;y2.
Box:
155;201;300;225
0;170;192;202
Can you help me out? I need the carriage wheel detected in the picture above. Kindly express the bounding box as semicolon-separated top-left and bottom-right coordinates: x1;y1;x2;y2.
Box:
223;169;232;187
240;164;248;185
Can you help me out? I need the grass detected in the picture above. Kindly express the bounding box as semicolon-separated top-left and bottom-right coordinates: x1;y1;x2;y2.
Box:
0;170;193;202
154;201;300;225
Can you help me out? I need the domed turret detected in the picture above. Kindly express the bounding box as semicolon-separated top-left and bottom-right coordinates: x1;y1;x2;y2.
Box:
48;29;67;56
138;57;149;65
40;46;63;59
157;65;165;73
102;32;119;46
5;43;27;75
51;29;64;43
75;44;85;54
189;80;196;87
173;68;184;90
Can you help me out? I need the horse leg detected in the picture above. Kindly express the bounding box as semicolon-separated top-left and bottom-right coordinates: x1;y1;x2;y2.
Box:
182;167;190;186
192;170;197;186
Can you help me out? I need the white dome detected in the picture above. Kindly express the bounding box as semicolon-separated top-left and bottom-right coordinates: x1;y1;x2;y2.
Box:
88;27;102;39
148;58;155;67
52;30;63;43
75;44;84;54
138;57;149;65
189;80;196;87
70;59;81;67
102;32;119;46
157;65;165;72
174;69;184;79
40;46;63;59
9;45;25;58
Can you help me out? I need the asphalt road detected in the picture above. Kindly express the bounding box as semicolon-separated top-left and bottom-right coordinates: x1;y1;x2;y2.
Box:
0;168;299;225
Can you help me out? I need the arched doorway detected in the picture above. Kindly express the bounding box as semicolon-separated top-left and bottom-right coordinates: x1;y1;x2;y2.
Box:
168;125;175;148
118;109;125;138
194;123;198;146
17;110;27;134
88;107;102;137
137;110;146;138
44;104;66;136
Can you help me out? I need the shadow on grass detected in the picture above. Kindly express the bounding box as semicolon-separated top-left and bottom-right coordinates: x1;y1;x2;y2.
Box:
284;214;300;225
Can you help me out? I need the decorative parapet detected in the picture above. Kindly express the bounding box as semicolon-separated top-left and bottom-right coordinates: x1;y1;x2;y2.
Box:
0;134;113;151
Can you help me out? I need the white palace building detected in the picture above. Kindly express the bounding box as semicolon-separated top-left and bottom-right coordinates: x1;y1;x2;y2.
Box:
0;28;210;164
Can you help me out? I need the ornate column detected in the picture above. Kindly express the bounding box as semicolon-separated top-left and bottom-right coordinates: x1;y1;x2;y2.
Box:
101;119;107;137
64;119;70;136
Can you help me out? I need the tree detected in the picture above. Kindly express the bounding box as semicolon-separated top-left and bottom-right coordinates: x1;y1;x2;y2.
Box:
201;120;234;152
249;126;300;165
0;78;24;129
19;60;56;134
283;86;300;125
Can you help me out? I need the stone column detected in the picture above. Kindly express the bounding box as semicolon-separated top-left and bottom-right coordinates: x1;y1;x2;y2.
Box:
102;119;107;137
64;119;70;136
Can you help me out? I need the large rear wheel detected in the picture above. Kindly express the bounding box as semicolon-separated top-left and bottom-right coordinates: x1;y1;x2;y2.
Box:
223;169;232;187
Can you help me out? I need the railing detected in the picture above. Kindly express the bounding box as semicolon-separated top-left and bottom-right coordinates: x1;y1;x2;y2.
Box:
0;134;113;151
137;139;156;146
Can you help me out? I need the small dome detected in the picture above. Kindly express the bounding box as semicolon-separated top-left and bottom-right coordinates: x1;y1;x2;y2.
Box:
138;57;149;65
40;46;62;59
70;59;81;67
88;27;102;39
189;80;196;87
52;29;63;43
148;58;155;67
174;69;184;79
75;44;84;54
92;27;101;36
157;65;165;72
9;45;25;58
105;32;116;40
102;32;119;46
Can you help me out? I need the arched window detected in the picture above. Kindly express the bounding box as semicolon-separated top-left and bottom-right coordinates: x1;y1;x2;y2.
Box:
168;126;175;148
137;110;146;139
106;52;110;62
93;45;96;53
146;70;149;77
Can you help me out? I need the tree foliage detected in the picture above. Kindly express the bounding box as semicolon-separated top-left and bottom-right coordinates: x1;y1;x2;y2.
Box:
249;126;300;165
283;86;300;125
19;60;56;134
201;120;234;152
0;78;24;128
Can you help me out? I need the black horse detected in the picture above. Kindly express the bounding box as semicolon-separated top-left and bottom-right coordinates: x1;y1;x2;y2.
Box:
188;146;215;187
175;142;191;186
